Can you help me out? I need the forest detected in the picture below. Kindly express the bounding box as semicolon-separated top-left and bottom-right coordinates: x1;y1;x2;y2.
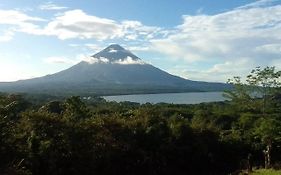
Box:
0;67;281;175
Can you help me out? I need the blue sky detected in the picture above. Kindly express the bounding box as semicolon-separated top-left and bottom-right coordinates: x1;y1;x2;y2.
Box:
0;0;281;82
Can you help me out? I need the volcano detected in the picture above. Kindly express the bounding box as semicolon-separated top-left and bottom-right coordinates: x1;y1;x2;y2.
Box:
0;44;229;95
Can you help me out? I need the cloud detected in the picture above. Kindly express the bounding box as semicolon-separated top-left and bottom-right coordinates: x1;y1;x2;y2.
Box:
1;2;281;83
121;20;162;41
169;58;256;82
81;55;146;65
38;10;165;41
0;9;164;42
82;56;99;64
0;8;166;43
255;44;281;54
99;57;110;63
39;2;68;11
109;49;118;53
44;54;106;65
83;56;109;64
0;9;123;40
0;31;14;42
0;10;44;25
150;3;281;66
128;46;150;52
43;9;125;40
0;9;45;37
43;54;140;65
113;56;146;65
44;56;75;64
152;5;281;61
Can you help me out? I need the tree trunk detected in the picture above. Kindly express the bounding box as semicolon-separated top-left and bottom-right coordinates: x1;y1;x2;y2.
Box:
264;141;272;169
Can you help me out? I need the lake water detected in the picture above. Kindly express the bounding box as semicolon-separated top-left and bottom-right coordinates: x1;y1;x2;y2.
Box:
103;92;226;104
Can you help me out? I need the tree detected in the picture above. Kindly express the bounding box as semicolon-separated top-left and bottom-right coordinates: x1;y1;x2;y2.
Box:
225;66;281;168
225;66;281;113
63;96;90;120
246;66;281;115
224;76;257;112
254;117;281;168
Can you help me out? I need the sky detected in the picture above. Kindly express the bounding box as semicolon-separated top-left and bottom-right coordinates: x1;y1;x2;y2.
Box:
0;0;281;82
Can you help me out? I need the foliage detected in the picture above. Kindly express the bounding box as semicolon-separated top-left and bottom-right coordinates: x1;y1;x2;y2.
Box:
0;67;280;174
0;94;246;175
224;66;281;169
250;169;281;175
225;66;281;114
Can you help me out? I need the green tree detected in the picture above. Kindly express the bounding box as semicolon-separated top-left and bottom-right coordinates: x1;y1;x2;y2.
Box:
225;66;281;114
63;96;90;120
225;66;281;168
246;66;281;115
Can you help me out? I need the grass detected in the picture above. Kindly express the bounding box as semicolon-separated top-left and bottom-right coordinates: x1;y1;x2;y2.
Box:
250;169;281;175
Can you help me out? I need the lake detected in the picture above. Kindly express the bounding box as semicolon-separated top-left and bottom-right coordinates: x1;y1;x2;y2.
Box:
103;92;226;104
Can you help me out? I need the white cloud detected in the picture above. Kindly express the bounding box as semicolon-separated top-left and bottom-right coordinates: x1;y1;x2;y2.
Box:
0;10;44;25
109;49;118;53
152;5;281;61
44;56;75;64
40;10;124;40
39;2;68;11
1;2;281;83
121;20;162;41
0;9;45;37
0;9;165;42
82;56;99;64
81;55;146;65
99;57;110;63
0;31;14;42
169;58;256;82
128;46;150;52
151;3;281;66
113;56;146;65
38;10;164;41
255;44;281;54
30;10;163;41
82;56;109;64
43;54;104;65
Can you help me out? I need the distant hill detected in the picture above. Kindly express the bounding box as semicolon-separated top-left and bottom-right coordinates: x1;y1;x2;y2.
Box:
0;44;230;96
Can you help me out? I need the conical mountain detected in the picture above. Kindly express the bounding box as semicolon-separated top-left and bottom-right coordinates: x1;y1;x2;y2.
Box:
0;44;229;95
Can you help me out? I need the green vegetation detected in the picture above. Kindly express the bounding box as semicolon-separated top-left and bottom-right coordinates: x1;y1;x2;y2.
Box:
0;67;280;175
251;169;281;175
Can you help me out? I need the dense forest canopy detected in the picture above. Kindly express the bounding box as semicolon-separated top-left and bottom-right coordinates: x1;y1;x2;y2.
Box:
0;67;281;175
